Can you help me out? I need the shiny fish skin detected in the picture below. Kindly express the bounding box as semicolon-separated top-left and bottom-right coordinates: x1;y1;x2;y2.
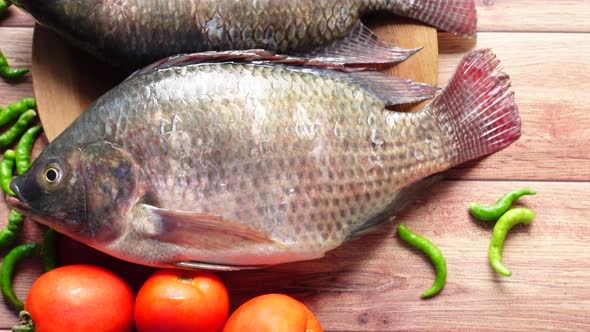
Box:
13;0;477;67
8;49;520;269
43;63;448;265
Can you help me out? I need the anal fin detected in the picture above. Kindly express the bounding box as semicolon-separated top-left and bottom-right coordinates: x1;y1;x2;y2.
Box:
175;261;270;271
298;21;420;65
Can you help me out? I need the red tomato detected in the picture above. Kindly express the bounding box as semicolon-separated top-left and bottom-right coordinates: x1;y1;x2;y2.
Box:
25;264;134;332
134;269;229;332
222;293;323;332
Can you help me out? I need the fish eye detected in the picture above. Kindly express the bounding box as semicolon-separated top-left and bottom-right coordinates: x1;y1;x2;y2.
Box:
43;164;62;184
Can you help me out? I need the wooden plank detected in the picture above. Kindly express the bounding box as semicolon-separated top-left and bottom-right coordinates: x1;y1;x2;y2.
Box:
368;16;438;113
1;181;589;331
0;6;34;27
477;0;590;33
437;32;590;181
0;28;33;106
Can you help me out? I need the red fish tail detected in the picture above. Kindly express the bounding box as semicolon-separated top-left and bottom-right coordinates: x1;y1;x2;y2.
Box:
395;0;477;37
431;49;521;165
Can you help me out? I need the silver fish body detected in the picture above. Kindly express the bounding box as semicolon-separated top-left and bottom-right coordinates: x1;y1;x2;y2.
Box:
13;0;477;67
8;49;520;270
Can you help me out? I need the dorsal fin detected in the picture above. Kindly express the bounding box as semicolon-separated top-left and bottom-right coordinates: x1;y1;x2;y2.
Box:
124;49;361;82
298;21;421;65
124;50;437;106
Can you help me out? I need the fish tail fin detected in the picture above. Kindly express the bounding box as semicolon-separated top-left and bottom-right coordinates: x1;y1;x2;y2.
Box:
431;49;521;165
383;0;477;37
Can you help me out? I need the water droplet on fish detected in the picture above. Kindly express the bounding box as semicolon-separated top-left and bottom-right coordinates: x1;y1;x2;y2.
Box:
371;128;384;145
367;113;377;127
353;89;363;101
333;123;344;138
171;114;181;132
304;123;315;138
159;118;172;135
254;106;267;122
414;149;425;160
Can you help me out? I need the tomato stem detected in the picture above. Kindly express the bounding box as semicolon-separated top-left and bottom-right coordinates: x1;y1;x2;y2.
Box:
11;311;35;332
175;275;193;284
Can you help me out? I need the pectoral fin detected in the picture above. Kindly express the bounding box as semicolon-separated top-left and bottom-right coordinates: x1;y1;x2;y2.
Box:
142;204;285;249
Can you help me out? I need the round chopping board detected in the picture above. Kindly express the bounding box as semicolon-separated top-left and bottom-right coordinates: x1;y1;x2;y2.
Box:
31;18;438;142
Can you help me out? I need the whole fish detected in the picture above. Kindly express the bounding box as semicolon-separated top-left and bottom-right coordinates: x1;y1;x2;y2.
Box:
13;0;477;67
8;49;519;270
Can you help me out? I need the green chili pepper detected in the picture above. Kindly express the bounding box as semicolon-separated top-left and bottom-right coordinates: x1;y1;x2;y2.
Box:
1;149;15;196
0;49;29;80
0;97;36;127
0;242;42;311
15;125;42;175
42;229;58;272
0;0;12;17
0;210;25;251
489;208;535;277
0;110;37;148
397;224;447;298
469;188;536;221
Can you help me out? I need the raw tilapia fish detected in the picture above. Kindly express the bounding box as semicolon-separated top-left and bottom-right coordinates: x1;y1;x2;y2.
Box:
8;49;520;271
13;0;476;67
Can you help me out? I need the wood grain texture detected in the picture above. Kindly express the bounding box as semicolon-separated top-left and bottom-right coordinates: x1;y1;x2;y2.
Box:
367;16;438;112
0;28;33;106
476;0;590;32
32;25;126;141
0;6;33;27
438;32;590;181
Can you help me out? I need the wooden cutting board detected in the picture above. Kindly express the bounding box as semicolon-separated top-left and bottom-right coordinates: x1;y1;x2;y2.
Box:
31;17;438;141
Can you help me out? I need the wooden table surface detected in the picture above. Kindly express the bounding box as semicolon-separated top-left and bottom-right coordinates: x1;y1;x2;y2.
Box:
1;1;590;331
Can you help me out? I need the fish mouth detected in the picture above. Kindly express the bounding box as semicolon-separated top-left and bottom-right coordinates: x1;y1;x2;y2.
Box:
6;180;32;213
6;187;60;231
5;195;31;212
